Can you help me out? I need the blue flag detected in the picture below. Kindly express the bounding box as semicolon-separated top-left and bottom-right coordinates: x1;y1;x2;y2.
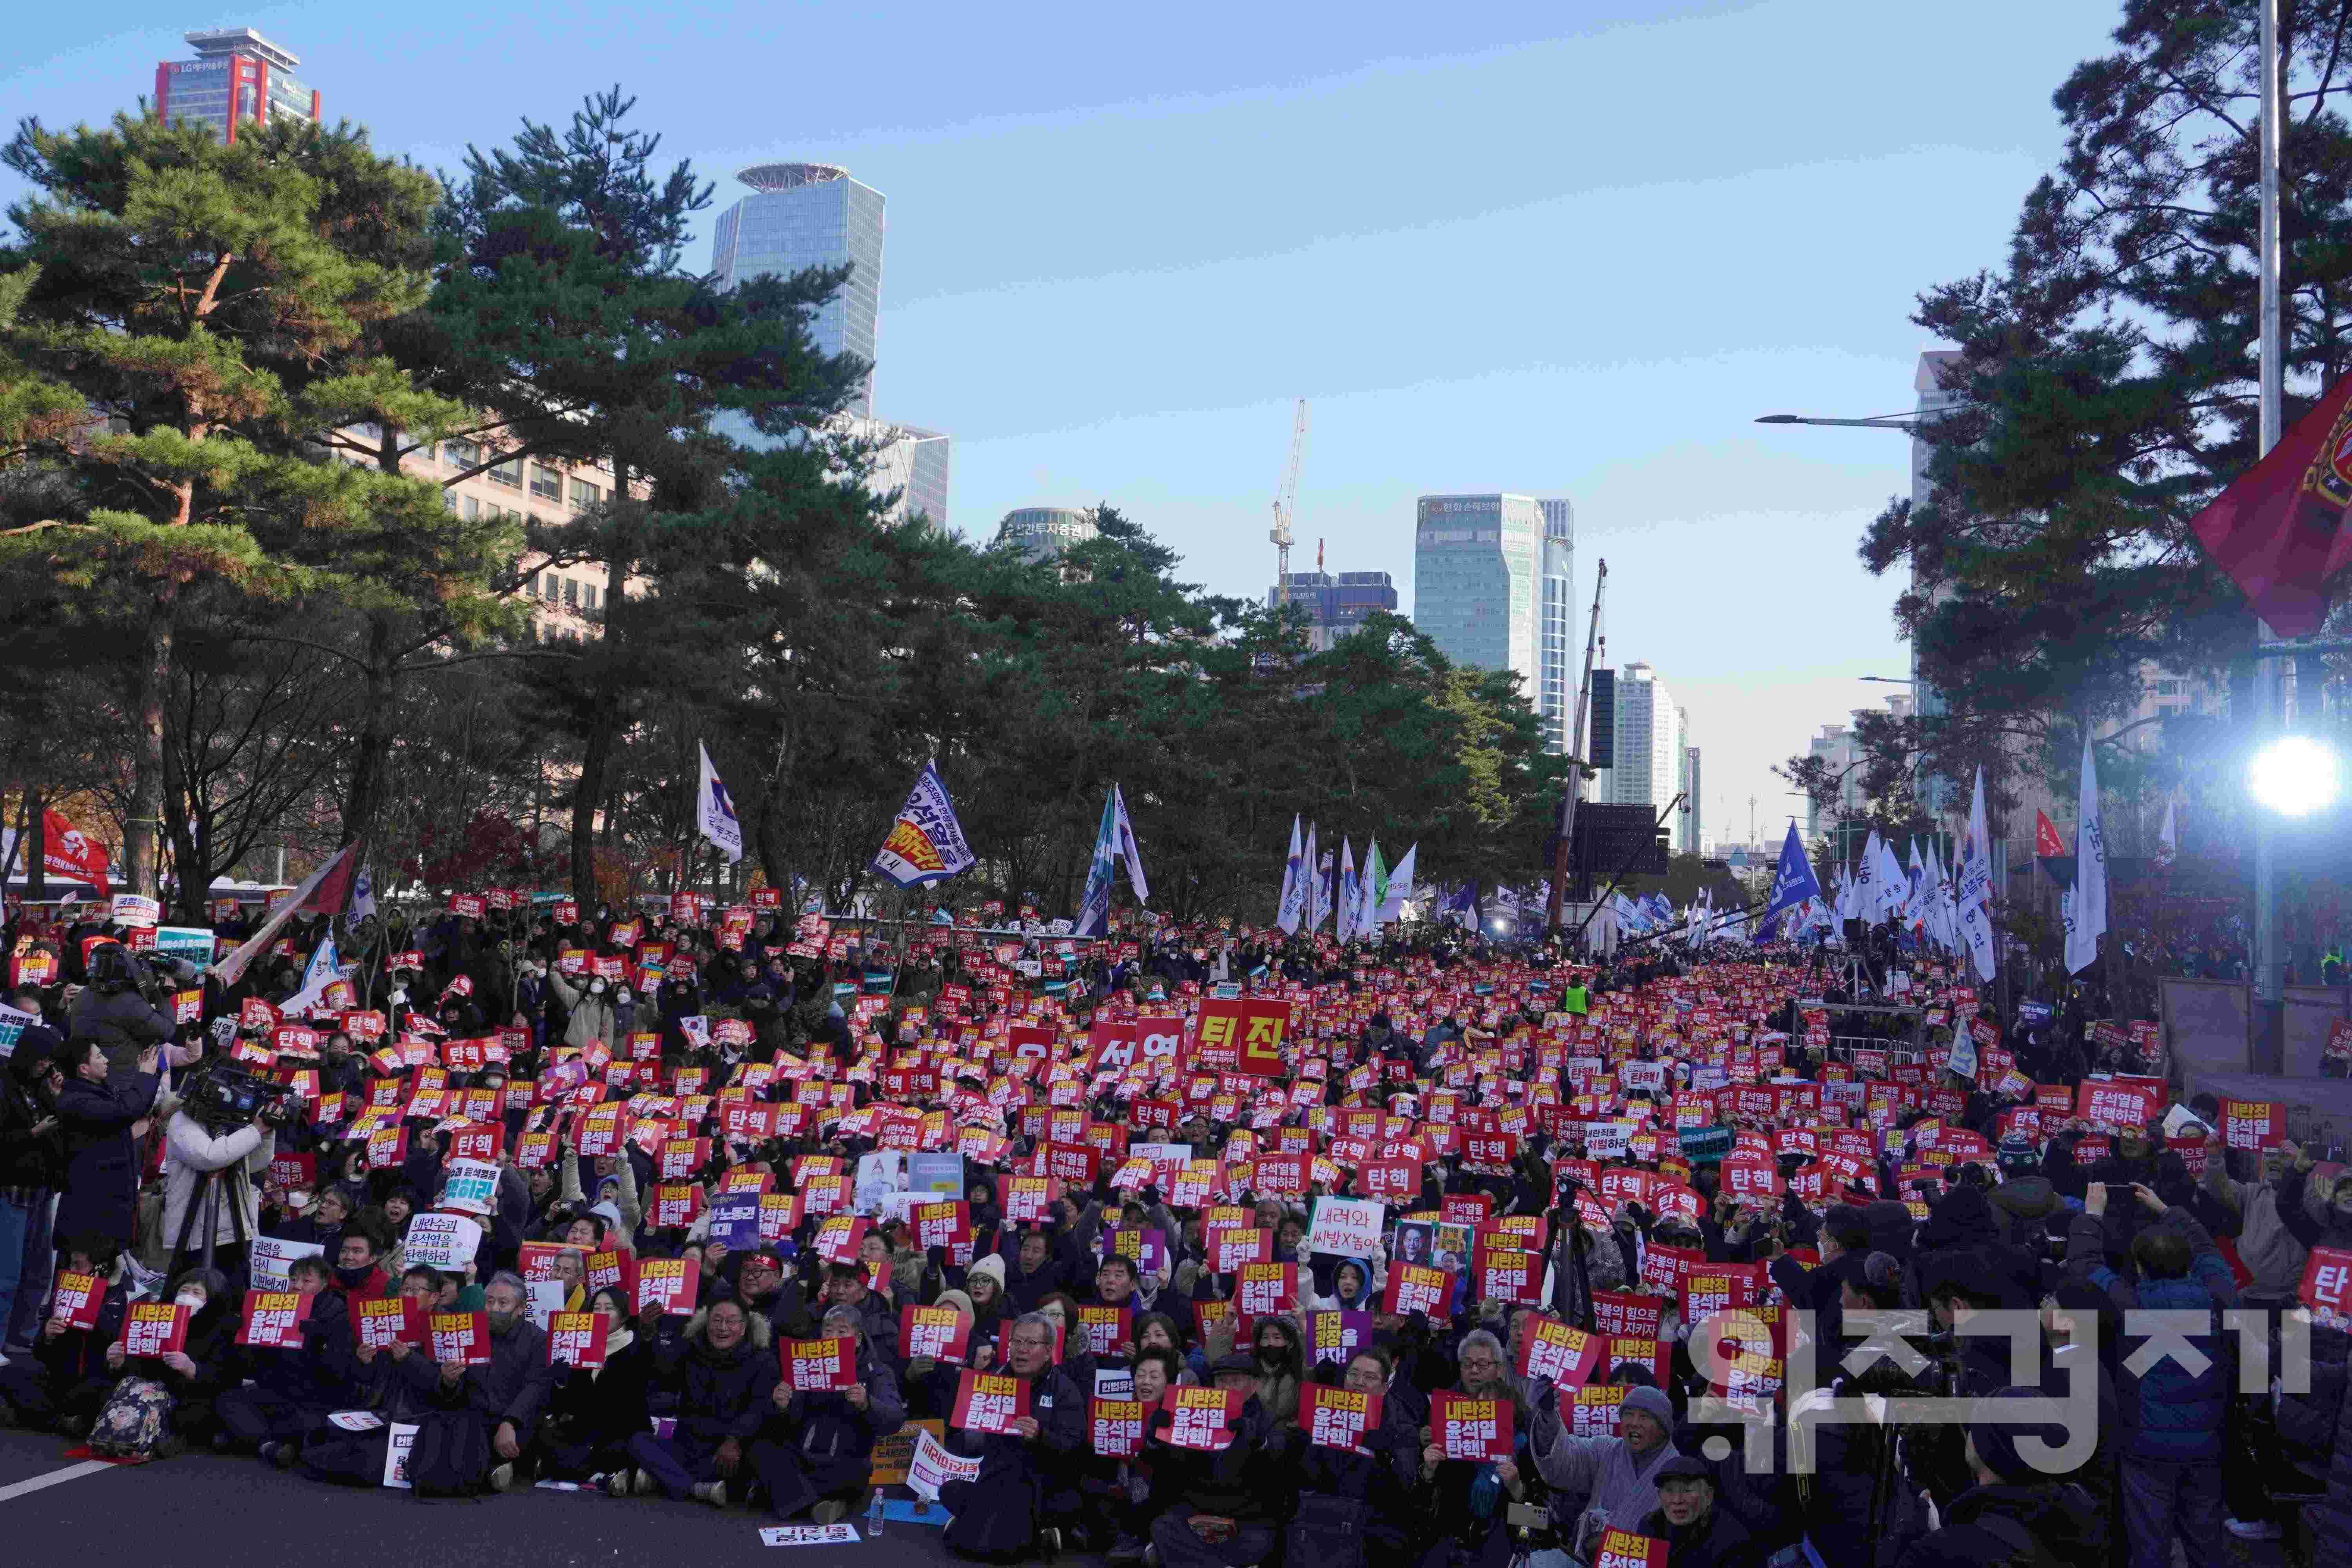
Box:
1074;788;1122;936
1762;822;1822;925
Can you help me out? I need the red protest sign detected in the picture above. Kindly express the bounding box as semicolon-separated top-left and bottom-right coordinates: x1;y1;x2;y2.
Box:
2301;1244;2352;1330
782;1335;861;1392
1301;1382;1382;1451
49;1271;104;1330
546;1311;609;1368
1210;1226;1272;1273
635;1257;699;1316
1235;1262;1299;1319
1593;1528;1670;1568
1383;1263;1453;1318
951;1369;1031;1434
235;1290;313;1350
2222;1098;2286;1151
2076;1078;2162;1131
429;1310;491;1365
352;1295;426;1349
585;1247;637;1300
1592;1291;1664;1339
1194;997;1290;1077
902;1304;974;1363
1163;1385;1246;1450
120;1301;191;1357
1090;1397;1147;1458
1475;1243;1543;1307
1518;1318;1602;1386
1432;1390;1514;1460
812;1214;873;1266
1074;1303;1133;1357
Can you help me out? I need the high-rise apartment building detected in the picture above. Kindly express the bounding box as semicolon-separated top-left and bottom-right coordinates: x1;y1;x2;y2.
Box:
1608;662;1686;846
1536;499;1576;755
1265;570;1399;651
710;163;949;526
1413;493;1544;726
154;28;318;144
712;163;885;419
1682;744;1702;857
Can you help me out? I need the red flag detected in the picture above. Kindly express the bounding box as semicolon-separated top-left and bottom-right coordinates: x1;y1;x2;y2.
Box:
2033;810;2067;859
2189;371;2352;636
30;809;111;897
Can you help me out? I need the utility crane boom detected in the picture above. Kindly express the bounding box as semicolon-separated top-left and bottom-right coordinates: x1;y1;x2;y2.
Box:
1271;398;1307;605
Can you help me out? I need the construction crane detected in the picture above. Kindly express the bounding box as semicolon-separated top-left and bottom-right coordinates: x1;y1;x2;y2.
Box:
1271;398;1308;605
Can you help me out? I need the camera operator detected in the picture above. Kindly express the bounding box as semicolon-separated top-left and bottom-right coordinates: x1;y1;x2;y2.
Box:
68;942;177;1083
0;1029;68;1352
161;1070;285;1282
52;1035;163;1257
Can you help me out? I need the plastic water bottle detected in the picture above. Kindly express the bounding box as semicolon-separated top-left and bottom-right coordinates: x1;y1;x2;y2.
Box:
867;1492;885;1537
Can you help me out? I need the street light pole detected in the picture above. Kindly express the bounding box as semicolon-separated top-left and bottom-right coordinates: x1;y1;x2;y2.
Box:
2254;0;2286;1071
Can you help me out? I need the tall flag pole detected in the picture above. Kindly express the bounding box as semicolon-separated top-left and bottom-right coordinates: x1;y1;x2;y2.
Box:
870;761;976;887
696;742;743;864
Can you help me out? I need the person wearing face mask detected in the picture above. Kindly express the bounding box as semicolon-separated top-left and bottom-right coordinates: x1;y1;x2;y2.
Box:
613;1295;777;1506
89;1265;238;1459
534;1285;654;1490
328;1220;392;1302
217;1254;352;1465
1248;1314;1304;1434
408;1270;552;1493
297;1264;452;1484
544;963;619;1053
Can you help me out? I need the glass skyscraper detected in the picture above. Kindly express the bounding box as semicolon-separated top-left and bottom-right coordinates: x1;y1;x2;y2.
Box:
710;163;948;527
1414;493;1573;752
153;29;318;145
711;163;886;418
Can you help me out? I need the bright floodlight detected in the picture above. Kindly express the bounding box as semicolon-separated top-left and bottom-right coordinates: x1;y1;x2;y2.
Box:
2249;734;2341;817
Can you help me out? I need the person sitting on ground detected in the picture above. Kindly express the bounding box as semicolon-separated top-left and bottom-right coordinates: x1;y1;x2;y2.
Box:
615;1295;777;1507
749;1302;906;1525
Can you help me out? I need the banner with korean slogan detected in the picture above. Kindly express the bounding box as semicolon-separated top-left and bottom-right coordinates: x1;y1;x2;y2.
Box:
2301;1245;2352;1331
902;1304;973;1363
871;760;976;888
906;1425;984;1501
1304;1196;1385;1259
950;1369;1030;1435
1594;1529;1670;1568
1162;1385;1245;1451
783;1335;861;1392
1301;1383;1382;1452
1194;996;1290;1077
120;1301;191;1357
1431;1390;1514;1461
1089;1396;1147;1458
1517;1318;1602;1386
546;1311;609;1368
235;1290;314;1349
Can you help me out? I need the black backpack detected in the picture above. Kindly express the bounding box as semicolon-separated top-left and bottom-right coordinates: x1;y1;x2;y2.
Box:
407;1410;490;1499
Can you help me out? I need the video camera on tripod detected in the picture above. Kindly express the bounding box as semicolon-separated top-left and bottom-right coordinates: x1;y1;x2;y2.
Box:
177;1054;295;1136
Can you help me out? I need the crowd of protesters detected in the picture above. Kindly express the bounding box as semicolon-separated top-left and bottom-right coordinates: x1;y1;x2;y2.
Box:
0;891;2347;1568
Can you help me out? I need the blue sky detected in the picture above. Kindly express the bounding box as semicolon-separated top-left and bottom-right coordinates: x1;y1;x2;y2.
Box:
3;1;2127;855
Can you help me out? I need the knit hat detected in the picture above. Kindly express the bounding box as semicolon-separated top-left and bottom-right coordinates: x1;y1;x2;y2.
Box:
1996;1134;2039;1173
1967;1387;2067;1485
1619;1385;1674;1427
967;1255;1007;1292
1653;1455;1713;1484
590;1200;625;1233
933;1289;976;1320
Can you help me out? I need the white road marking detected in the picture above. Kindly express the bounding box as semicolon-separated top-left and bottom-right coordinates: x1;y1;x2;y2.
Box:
0;1459;116;1503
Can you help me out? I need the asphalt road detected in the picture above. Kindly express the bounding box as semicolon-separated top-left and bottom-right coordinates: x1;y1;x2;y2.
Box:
0;1424;2309;1566
0;1426;970;1568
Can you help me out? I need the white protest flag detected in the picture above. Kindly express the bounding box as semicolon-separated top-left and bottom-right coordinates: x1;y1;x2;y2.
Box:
1957;766;1997;981
1357;838;1386;940
871;760;976;887
349;860;376;924
1874;835;1908;923
1853;833;1879;920
1334;839;1359;944
281;932;342;1017
1112;784;1149;903
1376;843;1417;923
2156;798;2177;868
1275;816;1306;935
2066;731;2107;974
697;742;743;864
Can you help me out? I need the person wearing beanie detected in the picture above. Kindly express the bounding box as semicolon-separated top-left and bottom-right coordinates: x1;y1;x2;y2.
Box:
1892;1388;2106;1566
1636;1453;1753;1568
1532;1378;1684;1555
1989;1136;2065;1247
964;1252;1010;1347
